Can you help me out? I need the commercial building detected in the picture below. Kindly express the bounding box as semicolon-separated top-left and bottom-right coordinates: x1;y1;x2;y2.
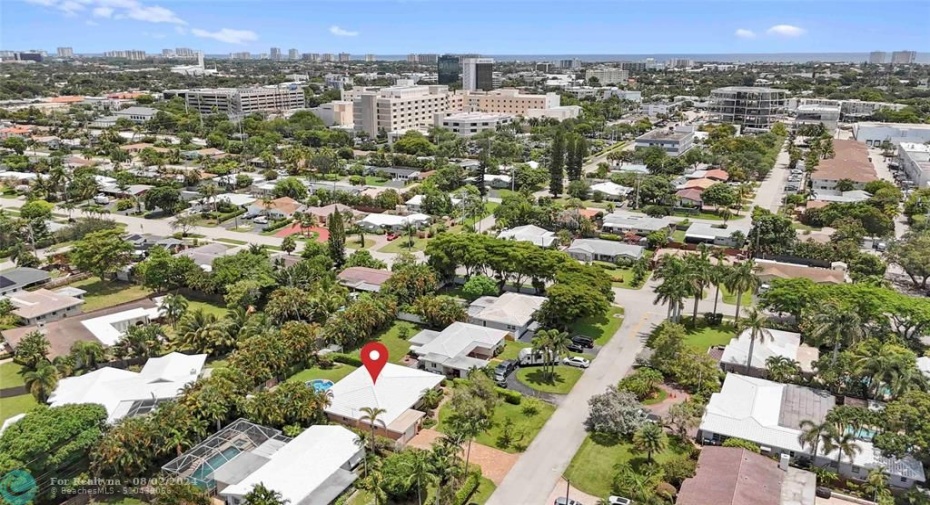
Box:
462;57;494;91
56;47;74;58
709;86;787;132
467;292;546;338
898;142;930;188
463;88;560;115
810;139;877;191
310;100;353;127
891;50;917;64
853;122;930;147
409;322;510;378
167;84;306;119
869;51;887;64
700;374;925;488
584;67;629;85
269;47;281;61
794;104;841;131
349;84;460;138
434;111;511;136
114;106;157;123
634;125;695;156
437;54;461;85
564;86;642;102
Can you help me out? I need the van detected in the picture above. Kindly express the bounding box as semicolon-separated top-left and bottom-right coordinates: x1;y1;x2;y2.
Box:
518;347;549;367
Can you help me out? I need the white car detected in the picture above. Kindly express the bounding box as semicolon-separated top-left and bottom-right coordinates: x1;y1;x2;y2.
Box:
562;356;590;368
608;497;631;505
253;215;269;224
93;194;110;205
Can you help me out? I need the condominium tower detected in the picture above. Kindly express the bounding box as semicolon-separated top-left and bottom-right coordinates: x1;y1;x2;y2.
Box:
891;51;917;64
462;58;494;92
869;51;887;64
56;47;74;58
270;47;282;61
709;86;788;132
288;48;299;60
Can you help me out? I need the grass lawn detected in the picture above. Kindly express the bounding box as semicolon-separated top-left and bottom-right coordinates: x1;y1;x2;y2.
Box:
671;229;686;242
642;387;668;406
364;175;389;186
349;320;416;364
186;299;228;318
0;362;25;387
438;391;555;453
0;394;39;423
564;433;692;498
607;268;650;290
287;363;358;384
379;236;429;254
569;306;625;345
346;237;377;249
515;366;584;395
497;340;531;361
683;319;739;351
69;277;152;312
720;285;753;306
470;477;497;504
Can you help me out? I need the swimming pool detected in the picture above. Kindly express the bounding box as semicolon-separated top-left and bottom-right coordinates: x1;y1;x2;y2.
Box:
845;427;877;441
189;446;242;489
306;379;334;392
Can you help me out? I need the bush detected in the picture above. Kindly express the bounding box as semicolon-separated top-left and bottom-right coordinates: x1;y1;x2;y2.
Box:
599;233;622;242
661;458;696;486
454;473;481;505
497;387;522;405
263;217;292;232
216;207;245;223
722;437;761;453
703;312;724;326
332;353;363;367
115;199;134;211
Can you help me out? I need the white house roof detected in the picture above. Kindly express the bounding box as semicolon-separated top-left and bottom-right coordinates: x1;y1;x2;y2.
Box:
721;328;819;373
405;194;425;206
410;322;509;371
358;213;430;228
468;292;546;328
221;425;360;505
497;224;557;247
685;222;751;241
702;375;925;482
602;213;672;232
216;193;257;207
325;363;443;428
567;239;644;259
81;306;163;346
589;181;633;198
811;190;872;204
48;352;206;423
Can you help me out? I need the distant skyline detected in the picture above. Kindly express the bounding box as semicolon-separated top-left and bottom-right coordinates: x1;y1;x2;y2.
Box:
2;0;929;55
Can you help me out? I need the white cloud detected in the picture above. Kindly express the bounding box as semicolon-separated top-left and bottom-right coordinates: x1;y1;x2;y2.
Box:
766;24;805;37
734;28;756;39
58;0;86;15
191;27;258;45
92;6;113;17
26;0;185;24
330;25;358;37
24;0;58;6
124;4;185;24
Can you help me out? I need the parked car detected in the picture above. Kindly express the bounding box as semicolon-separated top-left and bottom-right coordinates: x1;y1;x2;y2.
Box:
386;233;399;241
608;497;631;505
494;360;517;382
93;194;110;205
567;343;586;353
253;216;269;225
563;356;591;368
555;498;583;505
571;336;595;349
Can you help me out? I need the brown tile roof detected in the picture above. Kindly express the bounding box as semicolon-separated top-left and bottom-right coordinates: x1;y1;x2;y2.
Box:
683;178;717;190
756;261;846;284
705;169;730;181
677;447;783;505
9;289;83;319
812;139;877;184
267;197;303;216
805;200;830;210
676;188;704;202
50;96;85;103
337;267;393;288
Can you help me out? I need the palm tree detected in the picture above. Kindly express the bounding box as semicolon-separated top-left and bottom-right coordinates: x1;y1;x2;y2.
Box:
823;430;862;470
798;419;834;460
685;247;713;322
420;388;443;416
766;356;801;384
24;362;59;402
653;256;690;322
853;341;917;400
177;309;227;355
739;307;772;374
161;293;189;325
809;302;864;365
70;340;107;371
358;406;387;455
725;260;759;323
242;483;287;505
404;449;435;505
710;249;727;316
633;423;667;463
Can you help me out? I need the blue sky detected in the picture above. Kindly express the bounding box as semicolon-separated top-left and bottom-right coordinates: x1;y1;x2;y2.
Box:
2;0;929;55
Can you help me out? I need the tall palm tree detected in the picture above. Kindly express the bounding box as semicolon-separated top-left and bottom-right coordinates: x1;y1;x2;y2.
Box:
710;249;727;316
823;430;862;470
633;423;667;463
809;302;864;365
177;309;227;355
853;341;917;400
24;362;59;402
161;293;189;325
358;406;387;455
70;340;107;371
404;449;435;505
725;260;759;323
653;256;690;322
798;419;834;460
685;247;714;322
739;307;772;374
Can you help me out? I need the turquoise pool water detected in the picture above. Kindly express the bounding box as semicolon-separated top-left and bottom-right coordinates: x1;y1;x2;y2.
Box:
307;379;334;392
189;446;242;489
845;427;877;441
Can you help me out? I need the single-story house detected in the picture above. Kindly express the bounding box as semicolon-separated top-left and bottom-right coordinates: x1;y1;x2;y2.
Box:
684;222;751;248
808;190;872;205
567;239;644;263
364;166;422;181
686;168;730;182
677;446;815;505
247;196;306;219
675;188;704;208
601;214;674;236
337;267;393;293
699;374;926;488
404;194;462;213
5;288;85;325
467;292;546;339
176;243;236;271
612;163;649;175
589;181;632;201
304;204;360;225
48;352;206;423
680;178;719;191
481;174;512;189
497;224;558;247
719;328;819;377
219;425;363;505
100;183;152;198
325;364;443;445
0;267;50;296
409;322;510;378
216;193;258;208
357;213;430;232
755;260;849;286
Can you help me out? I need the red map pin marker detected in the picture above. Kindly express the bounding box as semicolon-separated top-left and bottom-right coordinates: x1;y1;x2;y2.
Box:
360;342;389;385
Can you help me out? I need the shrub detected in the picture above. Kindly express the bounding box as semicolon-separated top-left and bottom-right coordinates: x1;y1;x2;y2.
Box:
454;473;481;505
263;217;292;232
115;199;134;211
497;387;522;405
661;458;696;486
316;354;334;369
599;233;622;242
722;437;760;453
703;312;724;326
332;353;363;367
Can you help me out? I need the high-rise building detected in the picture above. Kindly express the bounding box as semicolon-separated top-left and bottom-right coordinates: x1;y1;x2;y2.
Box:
288;48;299;60
437;54;461;85
270;47;282;61
891;50;917;64
462;57;494;92
321;53;334;62
302;53;320;62
364;54;375;62
230;52;251;60
162;49;174;57
619;61;647;72
869;51;887;64
56;47;74;58
709;86;788;132
176;48;196;58
407;54;418;63
417;54;438;64
338;53;351;62
585;67;629;85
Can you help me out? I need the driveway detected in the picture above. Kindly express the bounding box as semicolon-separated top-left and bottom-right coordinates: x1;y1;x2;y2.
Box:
407;428;519;486
502;367;563;406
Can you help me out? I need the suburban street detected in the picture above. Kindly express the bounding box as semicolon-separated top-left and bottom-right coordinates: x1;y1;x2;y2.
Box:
753;142;791;213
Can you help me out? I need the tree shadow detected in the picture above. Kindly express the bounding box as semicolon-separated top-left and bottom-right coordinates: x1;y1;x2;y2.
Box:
590;432;623;447
523;369;566;387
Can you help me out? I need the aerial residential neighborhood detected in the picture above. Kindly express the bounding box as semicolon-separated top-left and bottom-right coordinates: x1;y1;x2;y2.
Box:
1;2;930;505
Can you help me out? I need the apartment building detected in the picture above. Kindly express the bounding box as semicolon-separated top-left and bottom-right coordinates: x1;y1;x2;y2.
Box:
559;59;581;70
56;47;74;58
338;53;351;62
269;47;282;61
634;125;695;156
810;139;877;191
104;50;146;60
169;84;306;119
869;51;887;64
364;54;375;62
230;52;251;60
892;50;917;64
709;86;787;132
585;67;629;85
898;143;930;188
462;89;560;115
288;48;298;60
434;112;512;137
462;58;494;92
350;84;461;138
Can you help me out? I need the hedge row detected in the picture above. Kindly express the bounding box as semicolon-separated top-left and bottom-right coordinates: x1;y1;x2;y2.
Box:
497;387;522;405
331;353;363;367
454;473;481;505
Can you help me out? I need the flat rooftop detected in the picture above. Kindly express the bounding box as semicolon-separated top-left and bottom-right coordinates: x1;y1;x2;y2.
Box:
638;128;691;141
813;139;877;183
